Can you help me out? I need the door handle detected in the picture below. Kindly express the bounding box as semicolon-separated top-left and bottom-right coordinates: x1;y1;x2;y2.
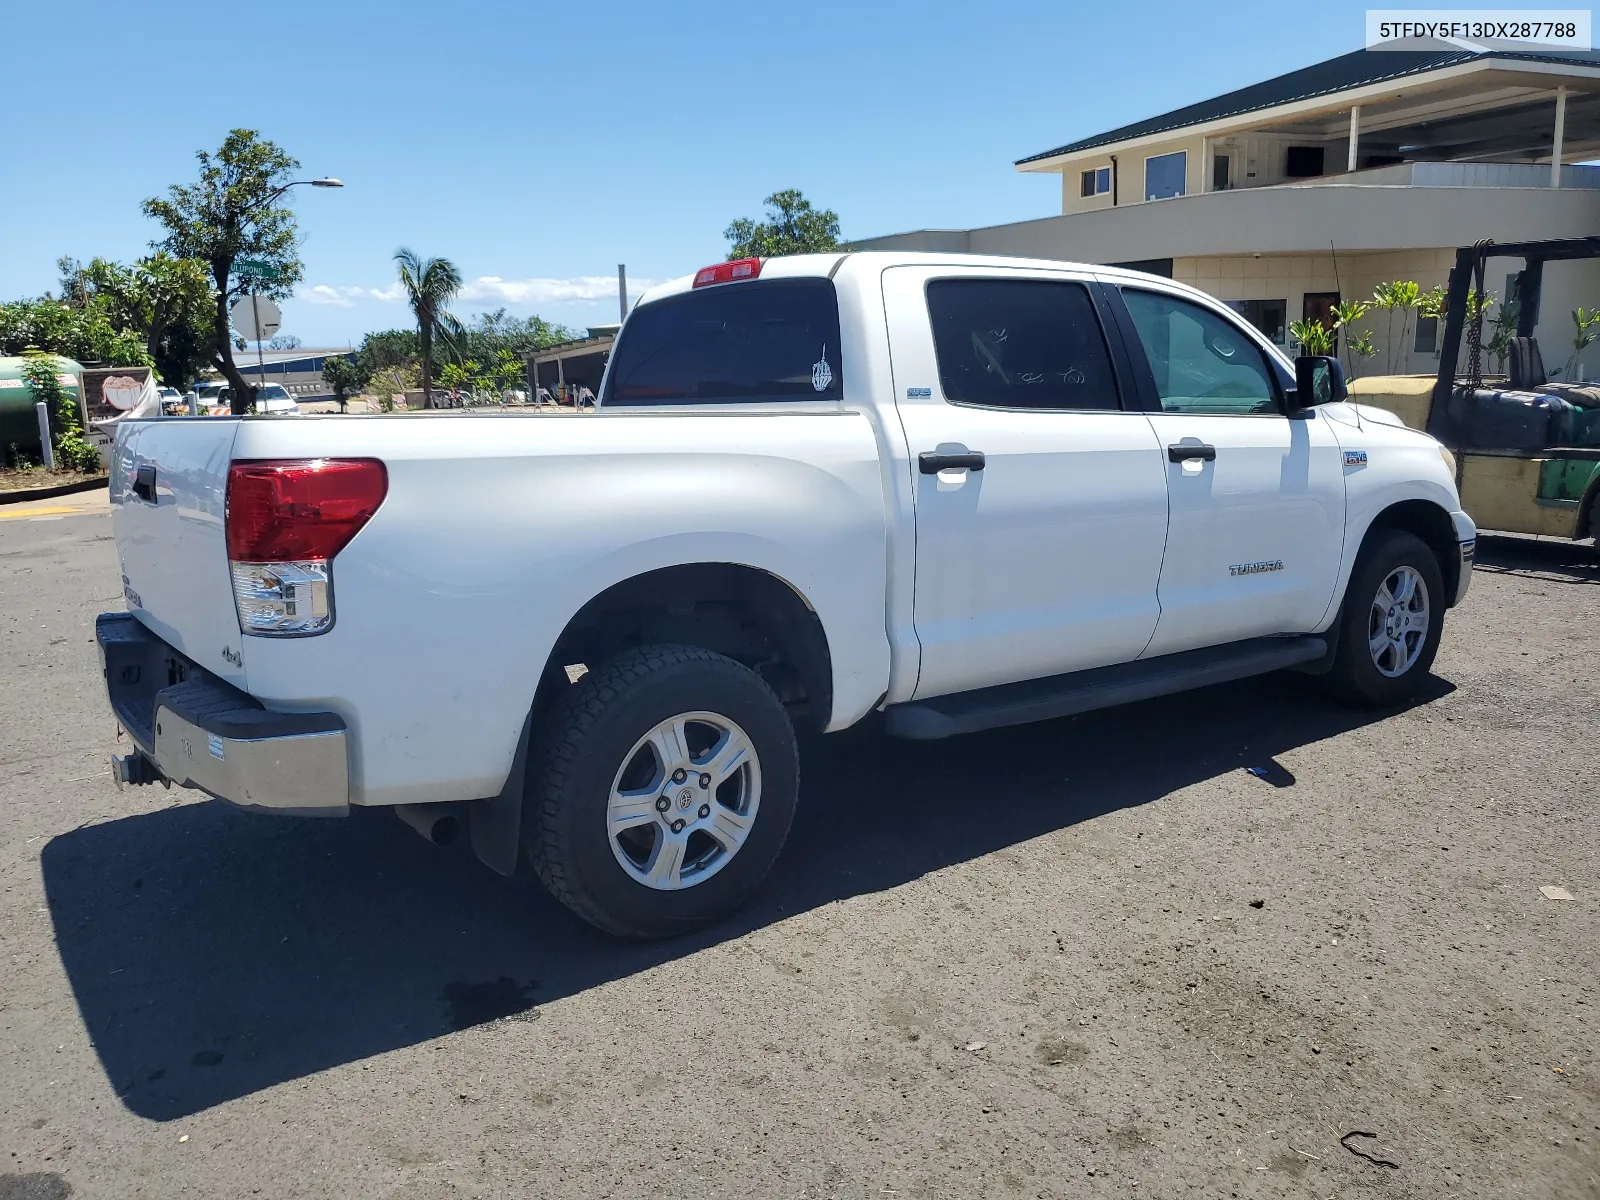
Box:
1167;443;1216;463
132;464;157;503
919;451;986;474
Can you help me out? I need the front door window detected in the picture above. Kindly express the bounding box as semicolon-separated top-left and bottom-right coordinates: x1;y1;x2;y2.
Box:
1120;290;1280;415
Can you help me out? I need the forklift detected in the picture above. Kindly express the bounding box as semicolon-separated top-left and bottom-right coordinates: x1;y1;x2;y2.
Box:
1390;237;1600;544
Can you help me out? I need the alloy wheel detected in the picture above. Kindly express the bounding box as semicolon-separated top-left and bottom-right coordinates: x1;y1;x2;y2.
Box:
605;711;761;891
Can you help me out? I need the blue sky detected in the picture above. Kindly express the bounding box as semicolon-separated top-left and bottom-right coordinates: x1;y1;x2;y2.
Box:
6;0;1389;346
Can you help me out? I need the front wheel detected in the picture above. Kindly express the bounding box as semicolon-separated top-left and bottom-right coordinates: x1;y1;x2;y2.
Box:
525;644;799;938
1325;530;1445;706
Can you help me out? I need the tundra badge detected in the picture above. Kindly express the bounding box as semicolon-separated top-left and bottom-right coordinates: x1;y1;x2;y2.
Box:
1343;450;1368;468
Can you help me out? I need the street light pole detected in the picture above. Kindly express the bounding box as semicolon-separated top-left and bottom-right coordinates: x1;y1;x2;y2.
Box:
233;178;342;413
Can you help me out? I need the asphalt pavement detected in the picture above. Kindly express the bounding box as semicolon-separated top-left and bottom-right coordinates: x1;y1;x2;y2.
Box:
0;504;1595;1199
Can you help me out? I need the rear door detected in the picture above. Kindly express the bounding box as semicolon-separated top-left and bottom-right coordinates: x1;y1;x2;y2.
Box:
883;265;1171;700
111;417;249;688
1107;285;1346;657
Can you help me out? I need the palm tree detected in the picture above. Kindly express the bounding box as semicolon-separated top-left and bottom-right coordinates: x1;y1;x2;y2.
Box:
394;247;463;409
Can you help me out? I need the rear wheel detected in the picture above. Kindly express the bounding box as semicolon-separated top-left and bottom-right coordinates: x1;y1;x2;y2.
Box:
525;644;799;938
1325;530;1445;706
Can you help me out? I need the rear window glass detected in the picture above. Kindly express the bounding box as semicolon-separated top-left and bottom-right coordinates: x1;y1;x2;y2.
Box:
926;278;1121;410
604;278;842;406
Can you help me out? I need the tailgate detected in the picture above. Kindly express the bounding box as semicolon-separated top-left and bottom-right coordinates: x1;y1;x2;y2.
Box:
111;418;249;689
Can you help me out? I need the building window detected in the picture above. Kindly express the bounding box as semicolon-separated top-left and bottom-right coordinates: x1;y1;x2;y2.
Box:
1415;316;1439;355
1285;146;1326;178
1225;299;1288;345
1080;166;1111;197
1144;151;1186;201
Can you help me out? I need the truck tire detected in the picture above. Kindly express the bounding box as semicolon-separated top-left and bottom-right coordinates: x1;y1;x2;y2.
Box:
525;643;800;939
1325;530;1445;707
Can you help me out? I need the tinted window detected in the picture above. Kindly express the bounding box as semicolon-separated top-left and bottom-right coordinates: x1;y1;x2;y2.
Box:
1144;151;1186;200
926;279;1120;411
604;279;842;406
1224;298;1287;345
1122;289;1279;415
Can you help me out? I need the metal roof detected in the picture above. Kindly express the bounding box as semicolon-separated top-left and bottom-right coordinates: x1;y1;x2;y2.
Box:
1016;47;1600;166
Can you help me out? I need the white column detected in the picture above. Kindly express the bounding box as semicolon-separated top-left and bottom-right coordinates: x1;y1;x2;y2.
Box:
1200;137;1210;193
1347;105;1361;173
1551;86;1568;188
36;402;55;469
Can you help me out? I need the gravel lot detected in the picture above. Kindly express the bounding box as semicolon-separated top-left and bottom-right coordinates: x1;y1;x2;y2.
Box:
1;506;1595;1199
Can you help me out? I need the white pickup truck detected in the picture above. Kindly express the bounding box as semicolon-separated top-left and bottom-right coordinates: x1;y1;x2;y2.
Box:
98;252;1475;937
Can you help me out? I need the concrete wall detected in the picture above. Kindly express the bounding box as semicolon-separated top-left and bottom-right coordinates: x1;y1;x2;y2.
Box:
951;183;1600;262
1173;249;1455;377
851;185;1600;382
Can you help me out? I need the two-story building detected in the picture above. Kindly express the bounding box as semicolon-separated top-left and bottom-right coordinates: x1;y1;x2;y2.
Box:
857;47;1600;379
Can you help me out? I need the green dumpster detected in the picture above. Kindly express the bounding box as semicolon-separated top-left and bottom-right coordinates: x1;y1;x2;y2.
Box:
0;356;84;462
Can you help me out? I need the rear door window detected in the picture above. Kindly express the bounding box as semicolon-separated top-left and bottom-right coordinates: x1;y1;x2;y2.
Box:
926;278;1121;410
604;278;842;405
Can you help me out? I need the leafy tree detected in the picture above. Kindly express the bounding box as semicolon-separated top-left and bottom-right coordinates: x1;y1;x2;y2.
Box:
1371;280;1422;374
1324;299;1376;377
320;354;367;411
724;189;841;260
355;329;420;377
0;293;150;366
70;254;214;387
142;130;304;413
267;334;302;350
451;308;572;363
393;248;462;409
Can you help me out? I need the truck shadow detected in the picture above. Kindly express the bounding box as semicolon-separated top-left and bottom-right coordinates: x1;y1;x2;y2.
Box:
41;672;1450;1121
1472;533;1600;584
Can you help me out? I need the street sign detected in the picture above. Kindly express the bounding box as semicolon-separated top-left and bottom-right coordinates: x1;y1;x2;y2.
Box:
230;295;282;342
235;259;282;281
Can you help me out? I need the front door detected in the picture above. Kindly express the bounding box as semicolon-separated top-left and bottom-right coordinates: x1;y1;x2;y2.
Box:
1113;286;1347;657
883;266;1172;700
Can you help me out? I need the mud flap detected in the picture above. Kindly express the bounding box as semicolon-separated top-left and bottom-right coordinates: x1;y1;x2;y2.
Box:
469;711;531;876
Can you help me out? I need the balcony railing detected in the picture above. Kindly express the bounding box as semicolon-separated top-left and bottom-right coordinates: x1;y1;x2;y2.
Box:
1285;161;1600;190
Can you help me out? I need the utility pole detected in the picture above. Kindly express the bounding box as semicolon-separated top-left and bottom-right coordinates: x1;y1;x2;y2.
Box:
618;264;628;321
251;293;268;404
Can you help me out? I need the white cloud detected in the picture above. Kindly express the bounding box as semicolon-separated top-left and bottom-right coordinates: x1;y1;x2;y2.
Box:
301;285;358;307
458;275;648;306
298;283;405;307
300;275;657;312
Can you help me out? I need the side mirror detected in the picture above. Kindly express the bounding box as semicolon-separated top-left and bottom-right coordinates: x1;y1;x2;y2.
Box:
1294;355;1347;408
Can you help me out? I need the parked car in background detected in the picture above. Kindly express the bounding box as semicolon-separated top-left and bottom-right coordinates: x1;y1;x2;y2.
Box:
98;251;1474;939
250;385;301;417
193;382;300;416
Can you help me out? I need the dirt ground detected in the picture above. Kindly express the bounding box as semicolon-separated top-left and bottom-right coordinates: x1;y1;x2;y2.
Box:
0;507;1594;1199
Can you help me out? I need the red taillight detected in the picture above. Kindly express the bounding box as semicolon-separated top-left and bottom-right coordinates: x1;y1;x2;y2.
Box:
226;459;388;562
692;257;762;287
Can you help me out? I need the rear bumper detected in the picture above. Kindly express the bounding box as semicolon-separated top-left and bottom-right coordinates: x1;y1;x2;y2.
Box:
96;612;349;815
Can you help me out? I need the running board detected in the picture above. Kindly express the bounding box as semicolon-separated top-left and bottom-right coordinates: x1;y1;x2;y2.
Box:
884;635;1328;740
